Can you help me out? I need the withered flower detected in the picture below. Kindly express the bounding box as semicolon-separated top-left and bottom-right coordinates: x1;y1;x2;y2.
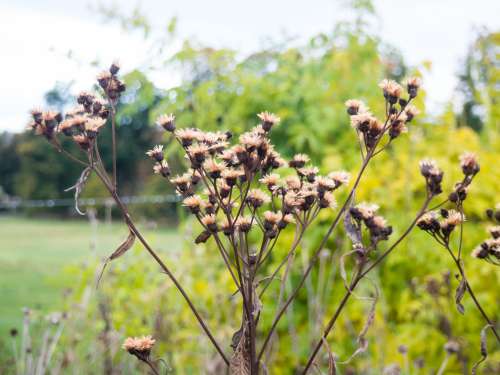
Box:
289;154;310;169
156;114;176;132
246;189;270;208
298;166;319;183
123;335;156;361
379;79;403;103
257;111;280;131
328;171;351;187
201;214;218;232
183;195;205;214
153;160;170;177
459;152;479;176
345;99;367;116
405;76;422;98
235;216;253;232
259;173;280;190
146;145;164;162
203;158;226;179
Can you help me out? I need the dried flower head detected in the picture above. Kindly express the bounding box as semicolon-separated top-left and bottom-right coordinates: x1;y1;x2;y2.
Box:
203;158;226;179
345;99;367;116
153;160;170;178
289;154;310;169
328;171;351;187
85;117;107;137
246;189;270;208
404;105;419;122
183;195;205;214
298;166;319;182
201;214;218;232
459;152;479;176
146;145;164;162
235;216;253;232
176;128;200;147
350;202;379;221
123;335;156;360
259;173;280;190
156;114;176;132
379;79;403;103
405;76;422;98
257;111;280;131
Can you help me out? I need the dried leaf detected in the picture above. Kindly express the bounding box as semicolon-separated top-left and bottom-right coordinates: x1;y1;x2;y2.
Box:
455;278;467;315
109;230;136;260
230;326;250;375
339;250;357;291
471;324;492;375
97;229;136;288
321;338;337;375
64;167;91;215
344;205;362;246
339;284;379;364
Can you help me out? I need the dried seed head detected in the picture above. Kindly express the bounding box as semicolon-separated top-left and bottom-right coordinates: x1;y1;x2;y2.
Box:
183;195;205;214
221;168;243;186
257;111;280;131
201;214;218;232
319;191;337;209
246;189;270;208
176;128;200;147
259;173;280;190
298;166;319;182
289;154;310;169
405;76;422;98
146;145;164;162
417;211;440;232
153;160;170;177
85;117;106;137
488;226;500;239
235;216;253;232
72;134;91;150
170;174;191;191
404;104;419;122
123;335;155;360
444;340;460;354
350;113;376;133
156;114;176;132
379;79;403;103
240;132;263;151
328;171;351;187
345;99;367;116
350;202;379;221
203;158;226;179
315;176;336;192
109;61;121;75
459;152;479;176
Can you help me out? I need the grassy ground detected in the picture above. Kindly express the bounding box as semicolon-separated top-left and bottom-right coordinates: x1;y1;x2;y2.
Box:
0;215;179;339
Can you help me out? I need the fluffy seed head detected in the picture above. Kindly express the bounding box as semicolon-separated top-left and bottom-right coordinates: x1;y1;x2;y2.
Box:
257;111;280;131
459;152;479;176
156;114;176;132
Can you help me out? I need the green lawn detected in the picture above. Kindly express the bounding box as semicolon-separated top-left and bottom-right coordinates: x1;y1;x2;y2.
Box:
0;215;179;338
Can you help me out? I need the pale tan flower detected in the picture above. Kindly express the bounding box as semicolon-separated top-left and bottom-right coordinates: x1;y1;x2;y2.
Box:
156;114;176;131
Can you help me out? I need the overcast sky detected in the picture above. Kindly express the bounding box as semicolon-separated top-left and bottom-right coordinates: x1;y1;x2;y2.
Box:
1;0;499;132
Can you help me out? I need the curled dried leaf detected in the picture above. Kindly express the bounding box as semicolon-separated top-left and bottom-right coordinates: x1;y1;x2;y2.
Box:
230;326;250;375
97;229;136;288
471;324;492;375
64;167;91;215
455;278;467;315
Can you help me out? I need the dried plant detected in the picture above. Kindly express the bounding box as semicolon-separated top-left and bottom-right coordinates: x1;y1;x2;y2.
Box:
27;63;499;373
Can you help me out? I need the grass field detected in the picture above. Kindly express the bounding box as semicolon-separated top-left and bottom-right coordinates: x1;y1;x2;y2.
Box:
0;215;179;340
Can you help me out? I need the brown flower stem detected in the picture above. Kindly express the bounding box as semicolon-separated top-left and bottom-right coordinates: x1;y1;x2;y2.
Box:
90;165;230;365
301;196;432;374
256;102;410;361
109;101;117;191
141;358;160;375
257;150;373;362
442;243;500;343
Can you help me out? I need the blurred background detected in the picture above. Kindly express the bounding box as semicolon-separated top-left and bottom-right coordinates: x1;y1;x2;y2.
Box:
0;0;499;373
